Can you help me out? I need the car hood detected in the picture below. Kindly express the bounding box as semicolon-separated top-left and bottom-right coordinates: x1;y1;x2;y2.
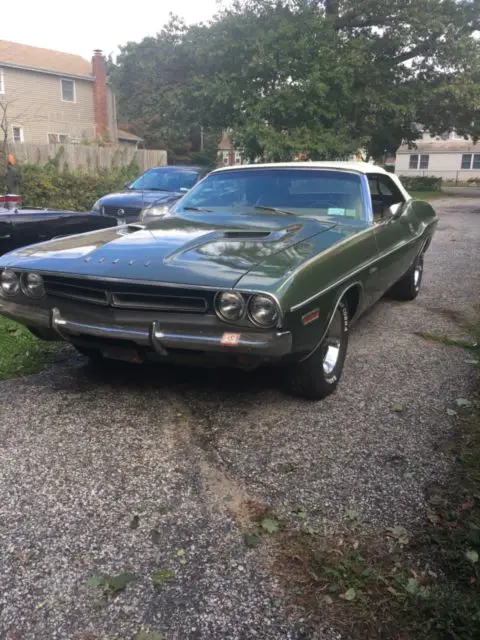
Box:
1;212;349;289
97;190;183;209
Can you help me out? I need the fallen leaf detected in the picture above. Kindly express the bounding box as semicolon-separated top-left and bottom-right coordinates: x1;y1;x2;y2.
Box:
244;533;261;548
150;529;161;545
455;398;471;407
344;587;356;601
261;518;280;534
87;572;136;595
391;403;406;413
446;409;457;417
345;508;361;521
133;632;164;640
322;595;333;605
427;508;440;525
176;549;185;557
405;577;419;595
465;550;478;564
153;569;175;586
386;525;410;545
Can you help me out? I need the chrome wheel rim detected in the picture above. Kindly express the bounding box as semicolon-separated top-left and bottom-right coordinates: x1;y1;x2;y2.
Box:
322;308;343;376
414;260;423;291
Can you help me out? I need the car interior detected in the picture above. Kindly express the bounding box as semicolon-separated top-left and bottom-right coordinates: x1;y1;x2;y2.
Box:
367;174;406;222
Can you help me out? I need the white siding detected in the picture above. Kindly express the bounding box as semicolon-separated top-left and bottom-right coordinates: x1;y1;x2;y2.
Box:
396;152;480;180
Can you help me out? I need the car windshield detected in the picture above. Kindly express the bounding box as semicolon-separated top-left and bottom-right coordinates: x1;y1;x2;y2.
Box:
129;168;199;192
173;168;366;221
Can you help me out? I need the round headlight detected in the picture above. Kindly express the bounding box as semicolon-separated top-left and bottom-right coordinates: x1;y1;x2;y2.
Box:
22;272;45;299
1;270;20;296
215;291;246;322
248;295;280;328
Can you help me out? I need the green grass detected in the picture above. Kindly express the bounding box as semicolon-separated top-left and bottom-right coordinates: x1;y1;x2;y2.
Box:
410;190;449;201
272;307;480;639
0;316;60;380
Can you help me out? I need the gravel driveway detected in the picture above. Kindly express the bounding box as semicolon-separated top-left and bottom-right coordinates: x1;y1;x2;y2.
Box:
0;198;478;640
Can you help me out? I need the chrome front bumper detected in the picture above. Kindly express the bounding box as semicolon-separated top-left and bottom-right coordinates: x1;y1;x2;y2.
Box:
0;299;292;358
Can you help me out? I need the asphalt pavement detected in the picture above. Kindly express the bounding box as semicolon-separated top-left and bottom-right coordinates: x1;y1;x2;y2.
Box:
0;198;479;640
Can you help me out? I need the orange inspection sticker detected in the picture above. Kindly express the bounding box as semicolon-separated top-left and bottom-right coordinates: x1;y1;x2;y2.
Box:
221;332;241;346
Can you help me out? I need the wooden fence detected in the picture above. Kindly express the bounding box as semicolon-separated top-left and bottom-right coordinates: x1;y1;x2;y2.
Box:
7;143;167;173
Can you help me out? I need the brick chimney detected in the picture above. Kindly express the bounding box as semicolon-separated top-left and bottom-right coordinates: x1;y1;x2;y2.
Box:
92;49;109;139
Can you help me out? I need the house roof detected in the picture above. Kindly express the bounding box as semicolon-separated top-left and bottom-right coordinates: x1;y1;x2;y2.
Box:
397;139;480;154
0;40;92;79
117;129;143;142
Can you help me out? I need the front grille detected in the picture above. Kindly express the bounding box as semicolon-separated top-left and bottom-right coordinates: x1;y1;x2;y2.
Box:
102;206;141;218
43;276;211;313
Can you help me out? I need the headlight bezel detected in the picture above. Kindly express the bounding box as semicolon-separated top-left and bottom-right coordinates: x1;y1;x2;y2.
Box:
21;272;45;299
214;290;282;329
247;294;281;329
0;269;21;297
214;291;247;323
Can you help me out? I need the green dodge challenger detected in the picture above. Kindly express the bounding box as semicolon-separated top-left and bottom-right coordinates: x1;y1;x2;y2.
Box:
0;162;437;399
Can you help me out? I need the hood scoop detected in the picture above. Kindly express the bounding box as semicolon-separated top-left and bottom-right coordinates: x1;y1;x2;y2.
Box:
222;223;304;242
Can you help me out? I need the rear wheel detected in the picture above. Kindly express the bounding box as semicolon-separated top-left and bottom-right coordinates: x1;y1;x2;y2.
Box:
388;253;424;301
283;301;349;400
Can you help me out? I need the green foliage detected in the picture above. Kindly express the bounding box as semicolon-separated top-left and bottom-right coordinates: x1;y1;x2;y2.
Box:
0;160;140;211
0;317;60;380
400;176;443;192
110;0;480;161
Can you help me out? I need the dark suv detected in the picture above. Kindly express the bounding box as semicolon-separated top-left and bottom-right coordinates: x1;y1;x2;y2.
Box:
91;165;210;224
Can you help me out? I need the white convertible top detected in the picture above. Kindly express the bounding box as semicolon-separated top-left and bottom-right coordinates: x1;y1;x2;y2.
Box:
214;161;411;199
216;160;391;175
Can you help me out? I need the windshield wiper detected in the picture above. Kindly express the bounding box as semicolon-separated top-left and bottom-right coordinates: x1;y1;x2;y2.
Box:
182;206;213;212
254;205;296;216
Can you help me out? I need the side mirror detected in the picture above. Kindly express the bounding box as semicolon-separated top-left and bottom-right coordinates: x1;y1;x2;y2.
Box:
386;203;403;221
124;182;131;189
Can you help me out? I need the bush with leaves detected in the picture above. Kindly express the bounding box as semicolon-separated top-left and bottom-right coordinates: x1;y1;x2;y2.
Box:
0;160;140;211
399;176;443;192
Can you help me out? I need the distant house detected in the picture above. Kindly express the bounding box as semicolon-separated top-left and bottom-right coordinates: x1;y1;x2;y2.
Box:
395;131;480;180
117;129;144;149
218;133;244;166
0;40;120;146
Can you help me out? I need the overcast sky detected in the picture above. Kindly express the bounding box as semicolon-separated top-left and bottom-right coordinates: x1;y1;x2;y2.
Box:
4;0;221;60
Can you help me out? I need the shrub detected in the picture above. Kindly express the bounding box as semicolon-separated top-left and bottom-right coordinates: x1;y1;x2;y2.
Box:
0;160;140;211
399;175;443;192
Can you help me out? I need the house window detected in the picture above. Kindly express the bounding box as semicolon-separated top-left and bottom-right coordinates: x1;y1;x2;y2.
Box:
48;133;70;144
61;78;75;102
409;154;429;169
12;126;24;143
461;154;480;170
419;154;429;169
0;68;4;94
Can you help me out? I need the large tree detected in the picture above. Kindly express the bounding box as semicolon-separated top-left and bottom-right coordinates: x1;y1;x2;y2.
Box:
111;0;480;162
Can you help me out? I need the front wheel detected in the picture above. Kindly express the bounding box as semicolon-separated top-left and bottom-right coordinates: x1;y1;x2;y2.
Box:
283;301;349;400
388;253;424;301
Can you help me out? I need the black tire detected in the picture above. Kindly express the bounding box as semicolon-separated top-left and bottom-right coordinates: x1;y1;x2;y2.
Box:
283;300;349;400
388;253;424;301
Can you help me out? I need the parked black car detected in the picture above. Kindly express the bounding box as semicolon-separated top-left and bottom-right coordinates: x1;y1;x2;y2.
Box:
91;165;210;224
0;204;118;256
